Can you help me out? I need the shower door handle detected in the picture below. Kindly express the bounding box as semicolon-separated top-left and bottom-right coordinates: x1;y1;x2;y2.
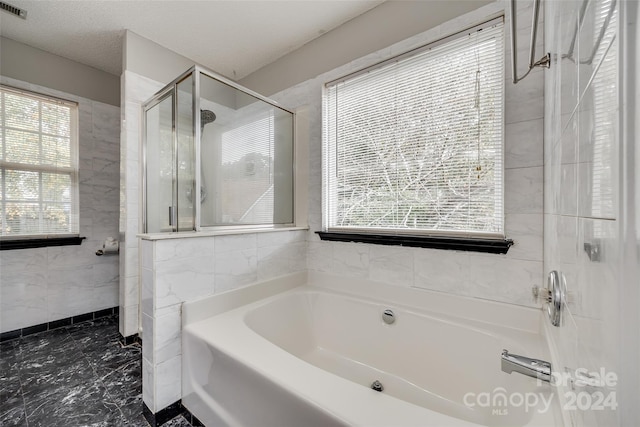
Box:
169;206;174;226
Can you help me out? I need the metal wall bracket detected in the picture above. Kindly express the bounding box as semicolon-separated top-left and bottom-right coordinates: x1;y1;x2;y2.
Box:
533;52;551;69
510;0;551;83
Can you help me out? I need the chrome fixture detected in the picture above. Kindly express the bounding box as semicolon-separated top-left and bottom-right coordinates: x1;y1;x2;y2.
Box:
509;0;550;84
370;380;384;392
533;270;567;327
583;241;602;262
200;109;216;130
501;349;552;383
189;109;216;204
382;309;395;325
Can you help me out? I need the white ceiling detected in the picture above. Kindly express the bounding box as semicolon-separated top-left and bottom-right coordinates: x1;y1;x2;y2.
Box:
0;0;385;79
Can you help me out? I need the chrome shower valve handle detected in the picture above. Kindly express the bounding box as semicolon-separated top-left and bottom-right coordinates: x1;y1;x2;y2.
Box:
532;271;566;327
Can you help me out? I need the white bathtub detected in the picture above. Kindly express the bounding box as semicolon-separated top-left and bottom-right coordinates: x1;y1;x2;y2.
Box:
182;272;561;427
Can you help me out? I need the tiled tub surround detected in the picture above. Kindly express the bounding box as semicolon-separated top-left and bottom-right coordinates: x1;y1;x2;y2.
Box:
0;76;120;334
182;271;562;427
140;230;307;414
543;0;620;426
269;0;546;308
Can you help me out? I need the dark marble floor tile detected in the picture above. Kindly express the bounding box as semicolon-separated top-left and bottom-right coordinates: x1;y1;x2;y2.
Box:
120;402;150;426
2;315;192;427
20;357;96;400
18;336;80;377
82;408;127;427
0;408;27;427
20;328;74;354
1;339;26;364
18;344;85;382
0;374;22;402
161;415;192;426
83;340;142;373
66;316;118;338
69;319;120;337
71;330;122;354
25;381;119;427
0;361;21;382
0;394;26;427
99;357;142;408
0;352;21;377
0;338;22;352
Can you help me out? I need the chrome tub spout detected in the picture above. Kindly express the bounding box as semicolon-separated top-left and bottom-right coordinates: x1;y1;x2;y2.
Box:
501;349;552;383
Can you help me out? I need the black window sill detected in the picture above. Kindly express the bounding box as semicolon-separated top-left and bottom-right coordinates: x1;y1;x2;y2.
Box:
317;232;513;254
0;236;86;250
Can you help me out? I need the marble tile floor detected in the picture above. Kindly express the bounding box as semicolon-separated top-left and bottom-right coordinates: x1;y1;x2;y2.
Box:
0;315;192;427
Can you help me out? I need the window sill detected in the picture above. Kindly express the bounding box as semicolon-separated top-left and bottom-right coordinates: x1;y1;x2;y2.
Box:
316;232;513;254
0;236;86;250
138;226;309;241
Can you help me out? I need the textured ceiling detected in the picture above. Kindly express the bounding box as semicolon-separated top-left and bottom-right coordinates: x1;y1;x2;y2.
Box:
0;0;384;79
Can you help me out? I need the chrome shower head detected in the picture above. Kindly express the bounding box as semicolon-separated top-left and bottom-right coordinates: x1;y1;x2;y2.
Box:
201;109;216;130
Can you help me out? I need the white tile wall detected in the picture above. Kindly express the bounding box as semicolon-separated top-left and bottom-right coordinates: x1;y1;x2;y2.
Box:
0;77;120;333
369;245;414;286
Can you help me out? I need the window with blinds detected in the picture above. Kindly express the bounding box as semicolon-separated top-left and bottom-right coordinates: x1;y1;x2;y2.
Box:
0;86;79;239
323;18;505;238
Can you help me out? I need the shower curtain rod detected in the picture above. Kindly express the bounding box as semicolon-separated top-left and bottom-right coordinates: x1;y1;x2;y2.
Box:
510;0;551;84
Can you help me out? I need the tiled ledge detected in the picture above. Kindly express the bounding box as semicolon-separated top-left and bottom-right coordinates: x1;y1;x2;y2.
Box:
138;226;308;241
0;307;119;342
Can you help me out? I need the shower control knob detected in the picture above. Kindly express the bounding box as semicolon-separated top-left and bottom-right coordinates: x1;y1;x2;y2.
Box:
533;272;566;327
546;271;566;327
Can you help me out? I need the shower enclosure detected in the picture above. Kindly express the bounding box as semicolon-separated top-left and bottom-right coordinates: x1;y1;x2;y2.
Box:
142;66;294;233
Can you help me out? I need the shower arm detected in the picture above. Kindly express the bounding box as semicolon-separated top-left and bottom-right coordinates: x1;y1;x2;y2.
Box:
510;0;551;84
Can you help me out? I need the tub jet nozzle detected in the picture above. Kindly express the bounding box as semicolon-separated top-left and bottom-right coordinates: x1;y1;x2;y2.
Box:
371;380;384;392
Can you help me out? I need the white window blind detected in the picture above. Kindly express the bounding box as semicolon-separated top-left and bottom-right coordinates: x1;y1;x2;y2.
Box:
324;18;505;238
0;86;79;238
219;114;275;224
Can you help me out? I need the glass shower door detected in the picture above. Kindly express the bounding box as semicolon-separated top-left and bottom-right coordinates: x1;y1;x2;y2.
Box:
144;93;175;233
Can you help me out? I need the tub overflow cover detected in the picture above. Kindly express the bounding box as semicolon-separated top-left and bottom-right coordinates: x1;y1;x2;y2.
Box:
382;309;395;325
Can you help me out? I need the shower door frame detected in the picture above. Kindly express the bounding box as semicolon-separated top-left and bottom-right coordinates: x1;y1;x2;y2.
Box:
142;65;297;234
142;69;197;234
142;87;176;234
